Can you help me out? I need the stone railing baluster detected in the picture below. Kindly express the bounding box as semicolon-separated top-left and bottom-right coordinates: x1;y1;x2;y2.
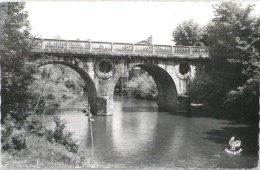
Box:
113;43;133;54
66;40;69;52
154;45;172;55
111;42;114;53
41;39;44;51
89;41;92;52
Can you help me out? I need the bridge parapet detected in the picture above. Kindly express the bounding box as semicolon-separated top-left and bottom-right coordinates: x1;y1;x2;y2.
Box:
32;38;208;58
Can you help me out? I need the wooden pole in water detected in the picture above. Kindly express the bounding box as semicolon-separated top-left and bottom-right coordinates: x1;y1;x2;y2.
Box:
83;102;95;167
89;110;94;167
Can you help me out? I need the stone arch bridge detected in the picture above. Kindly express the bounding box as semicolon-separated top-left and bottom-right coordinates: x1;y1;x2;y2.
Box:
32;38;209;115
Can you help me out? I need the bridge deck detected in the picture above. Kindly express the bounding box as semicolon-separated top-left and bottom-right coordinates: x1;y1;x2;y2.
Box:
32;38;208;58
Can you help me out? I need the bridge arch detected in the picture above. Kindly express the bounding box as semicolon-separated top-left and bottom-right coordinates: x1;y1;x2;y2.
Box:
38;60;97;114
115;63;178;112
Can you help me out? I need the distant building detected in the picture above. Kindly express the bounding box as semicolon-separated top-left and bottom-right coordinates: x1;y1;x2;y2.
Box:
137;35;153;45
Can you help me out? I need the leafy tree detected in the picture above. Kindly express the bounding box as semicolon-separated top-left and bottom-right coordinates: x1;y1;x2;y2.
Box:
190;2;260;120
0;2;36;123
172;19;203;46
205;3;258;69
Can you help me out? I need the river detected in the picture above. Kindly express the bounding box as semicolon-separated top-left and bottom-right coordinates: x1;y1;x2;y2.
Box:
43;95;258;169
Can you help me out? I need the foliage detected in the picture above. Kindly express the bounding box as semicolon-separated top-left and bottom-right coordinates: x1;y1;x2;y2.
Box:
24;115;79;153
224;81;259;120
126;73;158;100
24;116;46;136
0;4;85;165
1;115;26;150
172;19;203;46
46;115;79;153
2;115;79;155
189;2;260;119
2;115;92;168
29;65;85;110
204;3;259;70
188;66;227;106
0;2;36;123
1;135;91;168
0;2;84;122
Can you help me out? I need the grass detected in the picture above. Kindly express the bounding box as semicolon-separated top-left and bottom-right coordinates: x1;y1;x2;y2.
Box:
1;134;91;168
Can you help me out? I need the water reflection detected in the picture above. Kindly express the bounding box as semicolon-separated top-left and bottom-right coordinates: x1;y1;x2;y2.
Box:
111;107;158;158
44;95;258;169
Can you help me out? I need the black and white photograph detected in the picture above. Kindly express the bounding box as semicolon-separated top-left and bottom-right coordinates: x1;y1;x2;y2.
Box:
0;0;259;169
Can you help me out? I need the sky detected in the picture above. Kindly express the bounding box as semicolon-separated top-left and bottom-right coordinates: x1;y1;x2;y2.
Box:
25;1;260;45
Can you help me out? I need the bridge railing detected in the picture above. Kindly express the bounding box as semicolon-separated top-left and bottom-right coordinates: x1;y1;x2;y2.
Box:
68;40;90;53
113;43;133;53
154;45;172;55
32;38;208;58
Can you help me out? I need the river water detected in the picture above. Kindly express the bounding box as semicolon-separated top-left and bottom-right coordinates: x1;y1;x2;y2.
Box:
44;95;258;169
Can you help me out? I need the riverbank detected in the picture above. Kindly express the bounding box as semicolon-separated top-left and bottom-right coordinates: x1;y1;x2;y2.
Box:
1;135;92;168
1;115;93;169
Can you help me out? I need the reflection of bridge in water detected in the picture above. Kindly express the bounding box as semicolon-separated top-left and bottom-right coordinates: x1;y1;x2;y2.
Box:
32;38;209;115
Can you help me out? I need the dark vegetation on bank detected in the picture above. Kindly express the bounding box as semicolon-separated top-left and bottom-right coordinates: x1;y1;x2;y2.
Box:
183;3;260;122
0;1;259;168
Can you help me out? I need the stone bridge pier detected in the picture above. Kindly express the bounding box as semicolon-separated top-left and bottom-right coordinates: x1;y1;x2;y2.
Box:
88;57;200;115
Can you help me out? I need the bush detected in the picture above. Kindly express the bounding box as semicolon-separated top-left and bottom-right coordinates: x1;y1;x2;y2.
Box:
2;115;79;155
46;115;79;153
2;115;91;168
24;115;79;153
1;115;26;150
224;81;259;121
188;65;229;108
1;135;89;168
126;73;158;100
24;116;46;136
1;116;88;168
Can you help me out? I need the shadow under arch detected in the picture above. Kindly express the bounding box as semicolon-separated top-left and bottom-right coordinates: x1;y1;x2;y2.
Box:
38;60;97;114
116;63;178;112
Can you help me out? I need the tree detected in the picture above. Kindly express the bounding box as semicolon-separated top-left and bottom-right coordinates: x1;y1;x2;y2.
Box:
172;19;203;46
191;2;260;120
205;3;258;68
208;2;259;88
0;2;36;123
